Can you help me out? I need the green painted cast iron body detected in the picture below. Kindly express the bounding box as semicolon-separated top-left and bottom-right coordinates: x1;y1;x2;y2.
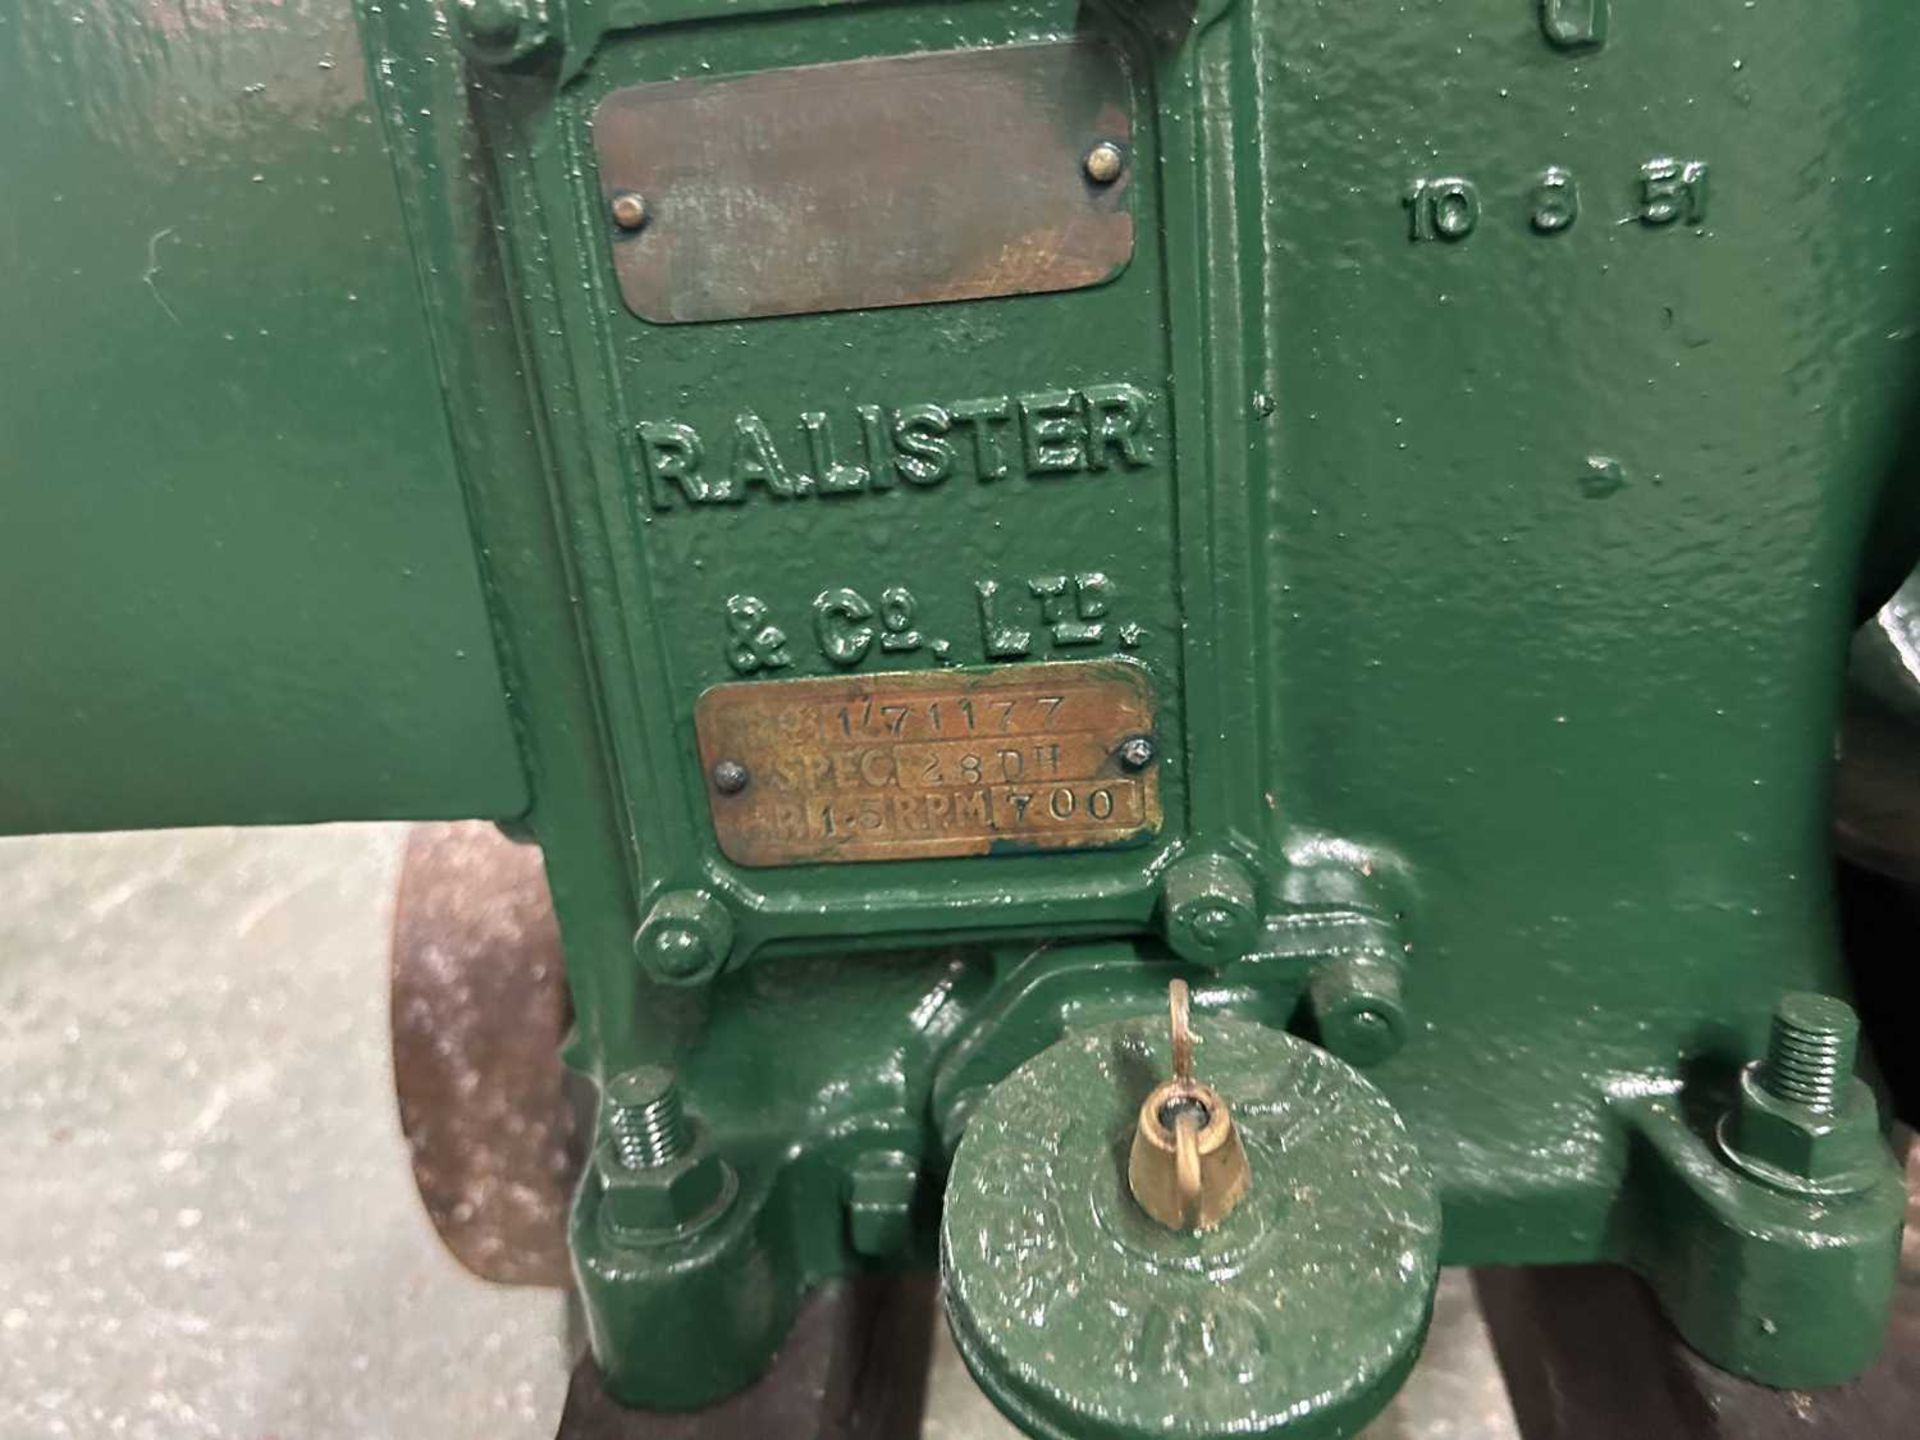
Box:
5;0;1919;1425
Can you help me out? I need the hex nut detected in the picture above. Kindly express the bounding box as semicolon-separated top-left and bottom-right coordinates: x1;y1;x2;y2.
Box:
1719;1065;1882;1196
598;1134;736;1243
634;889;735;986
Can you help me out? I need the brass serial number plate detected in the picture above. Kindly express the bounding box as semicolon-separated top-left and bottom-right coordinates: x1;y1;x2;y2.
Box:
697;664;1160;867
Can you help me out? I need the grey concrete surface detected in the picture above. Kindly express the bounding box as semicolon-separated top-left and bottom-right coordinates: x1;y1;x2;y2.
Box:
0;826;571;1439
0;825;1520;1440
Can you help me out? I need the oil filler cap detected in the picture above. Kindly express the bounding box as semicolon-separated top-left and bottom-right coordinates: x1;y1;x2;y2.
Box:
941;990;1440;1440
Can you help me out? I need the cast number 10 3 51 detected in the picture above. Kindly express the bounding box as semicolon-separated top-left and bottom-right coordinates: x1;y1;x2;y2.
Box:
1405;159;1708;242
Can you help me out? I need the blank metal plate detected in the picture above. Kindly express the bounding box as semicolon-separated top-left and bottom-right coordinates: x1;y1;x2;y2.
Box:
592;40;1135;324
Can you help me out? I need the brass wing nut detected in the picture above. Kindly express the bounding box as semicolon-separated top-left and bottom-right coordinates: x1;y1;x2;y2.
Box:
1127;980;1253;1231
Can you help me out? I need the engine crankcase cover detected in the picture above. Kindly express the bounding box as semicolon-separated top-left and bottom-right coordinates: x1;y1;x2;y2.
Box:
942;1013;1440;1440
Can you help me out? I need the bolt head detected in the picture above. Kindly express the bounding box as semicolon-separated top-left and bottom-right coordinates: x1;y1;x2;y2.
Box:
452;0;550;63
710;758;750;795
1307;953;1408;1068
458;0;524;43
610;191;649;232
1188;905;1236;946
634;890;735;986
648;925;708;978
1118;736;1155;771
1084;140;1128;185
1161;853;1259;967
1320;1001;1400;1067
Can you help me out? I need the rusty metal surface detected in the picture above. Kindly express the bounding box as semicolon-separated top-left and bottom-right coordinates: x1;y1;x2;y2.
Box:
1475;1138;1920;1440
391;821;578;1287
556;1276;938;1439
592;40;1135;324
1835;702;1920;885
696;661;1162;866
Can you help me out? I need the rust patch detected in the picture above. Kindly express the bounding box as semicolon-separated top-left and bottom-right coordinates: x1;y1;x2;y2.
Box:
592;40;1135;323
390;822;577;1287
697;662;1161;867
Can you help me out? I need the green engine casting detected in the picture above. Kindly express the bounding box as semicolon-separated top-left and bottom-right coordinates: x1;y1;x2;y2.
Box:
4;0;1918;1433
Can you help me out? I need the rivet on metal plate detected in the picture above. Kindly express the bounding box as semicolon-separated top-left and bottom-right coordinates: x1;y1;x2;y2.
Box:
1083;140;1127;185
609;191;649;232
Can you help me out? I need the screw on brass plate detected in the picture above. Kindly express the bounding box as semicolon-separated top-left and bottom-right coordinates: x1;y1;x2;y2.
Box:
1118;735;1155;771
610;191;650;232
711;759;750;795
1126;980;1252;1232
1083;141;1127;185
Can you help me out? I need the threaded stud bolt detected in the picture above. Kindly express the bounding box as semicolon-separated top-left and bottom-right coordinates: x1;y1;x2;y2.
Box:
1758;993;1859;1112
604;1066;691;1169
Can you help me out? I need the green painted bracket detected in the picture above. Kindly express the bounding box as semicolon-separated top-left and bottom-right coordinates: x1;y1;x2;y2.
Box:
1611;1089;1907;1388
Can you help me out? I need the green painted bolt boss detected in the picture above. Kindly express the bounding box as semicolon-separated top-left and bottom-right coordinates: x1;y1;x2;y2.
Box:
634;890;735;987
451;0;551;64
1307;952;1409;1068
845;1151;921;1257
1160;852;1260;966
